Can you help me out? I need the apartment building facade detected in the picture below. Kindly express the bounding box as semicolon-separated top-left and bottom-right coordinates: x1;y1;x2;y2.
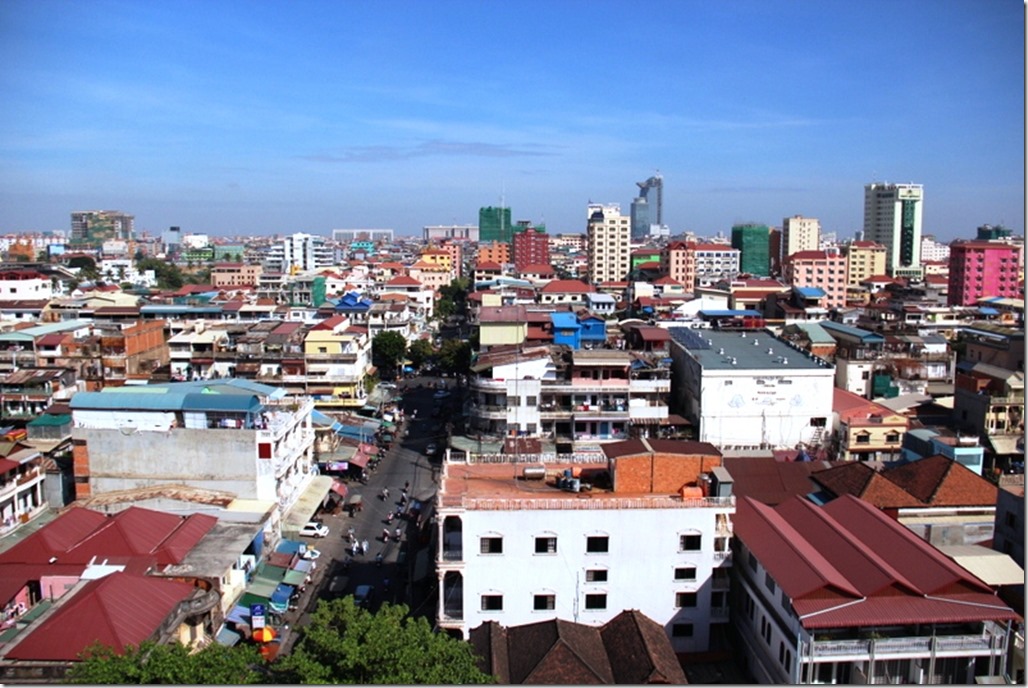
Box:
436;441;735;654
586;204;630;286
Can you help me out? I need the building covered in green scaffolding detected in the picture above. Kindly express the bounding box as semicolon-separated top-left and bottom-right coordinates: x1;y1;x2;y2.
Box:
479;206;513;244
731;224;771;276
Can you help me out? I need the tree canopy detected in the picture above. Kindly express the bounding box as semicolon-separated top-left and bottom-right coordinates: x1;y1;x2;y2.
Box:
437;339;472;377
273;598;493;684
65;640;265;685
372;331;407;379
407;339;435;370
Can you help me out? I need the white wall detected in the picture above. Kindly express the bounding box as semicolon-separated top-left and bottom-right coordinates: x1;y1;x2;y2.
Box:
445;501;733;653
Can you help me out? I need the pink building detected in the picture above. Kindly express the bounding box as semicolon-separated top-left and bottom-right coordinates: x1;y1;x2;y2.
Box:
947;240;1021;306
783;249;848;309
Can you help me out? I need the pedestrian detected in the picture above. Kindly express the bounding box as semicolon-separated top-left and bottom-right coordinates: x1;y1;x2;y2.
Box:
404;481;410;491
382;528;390;542
362;539;369;555
394;526;401;540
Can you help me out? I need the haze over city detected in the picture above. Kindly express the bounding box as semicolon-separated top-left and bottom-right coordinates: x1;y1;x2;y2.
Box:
0;0;1023;240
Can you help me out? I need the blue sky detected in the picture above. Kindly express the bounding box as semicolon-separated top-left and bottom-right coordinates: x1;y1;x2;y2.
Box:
0;0;1023;240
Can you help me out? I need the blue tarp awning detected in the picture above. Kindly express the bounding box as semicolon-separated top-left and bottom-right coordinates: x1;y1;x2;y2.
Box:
269;583;295;613
275;539;305;555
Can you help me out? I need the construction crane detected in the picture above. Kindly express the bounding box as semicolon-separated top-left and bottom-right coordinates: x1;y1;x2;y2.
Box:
636;173;663;226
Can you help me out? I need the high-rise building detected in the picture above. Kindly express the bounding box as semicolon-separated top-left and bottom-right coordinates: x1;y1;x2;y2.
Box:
263;233;334;274
784;248;849;310
976;224;1014;241
631;174;664;240
863;182;923;277
586;203;630;285
70;211;134;246
512;226;549;272
781;215;821;263
731;224;771;276
947;240;1022;306
479;206;513;245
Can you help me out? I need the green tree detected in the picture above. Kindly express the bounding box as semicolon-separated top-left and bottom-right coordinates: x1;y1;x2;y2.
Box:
136;257;185;290
65;640;264;684
437;339;471;377
67;255;100;281
407;339;435;370
273;598;492;684
372;331;407;380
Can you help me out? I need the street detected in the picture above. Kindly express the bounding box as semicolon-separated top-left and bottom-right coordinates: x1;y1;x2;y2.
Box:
279;377;451;653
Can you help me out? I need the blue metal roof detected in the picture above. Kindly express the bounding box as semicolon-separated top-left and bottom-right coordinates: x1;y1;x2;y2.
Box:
820;320;885;343
70;389;261;413
795;286;826;298
977;307;1000;315
550;312;580;328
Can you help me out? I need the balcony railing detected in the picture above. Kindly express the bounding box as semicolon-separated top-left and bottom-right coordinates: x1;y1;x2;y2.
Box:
809;633;1000;659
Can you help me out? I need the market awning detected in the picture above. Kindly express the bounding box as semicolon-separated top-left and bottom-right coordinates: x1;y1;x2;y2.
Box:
348;452;370;469
280;475;334;538
216;627;242;647
331;480;348;498
283;569;307;587
269;583;295;613
248;577;279;599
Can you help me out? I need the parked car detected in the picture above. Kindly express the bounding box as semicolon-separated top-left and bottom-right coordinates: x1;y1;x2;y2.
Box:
354;584;375;608
299;522;330;538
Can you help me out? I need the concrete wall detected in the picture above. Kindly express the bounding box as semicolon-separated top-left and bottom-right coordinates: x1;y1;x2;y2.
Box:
75;427;261;499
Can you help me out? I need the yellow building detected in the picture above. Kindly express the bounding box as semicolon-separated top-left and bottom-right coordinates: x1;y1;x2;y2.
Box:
845;240;887;286
302;317;371;406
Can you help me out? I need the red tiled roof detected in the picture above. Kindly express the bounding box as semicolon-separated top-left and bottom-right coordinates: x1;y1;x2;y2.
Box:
811;462;923;508
312;315;348;331
519;264;555;275
35;333;67;347
883;454;998;507
734;495;1017;629
0;507;108;564
385;275;422;287
540;280;591;294
475;261;503;271
652;276;682;286
4;572;196;661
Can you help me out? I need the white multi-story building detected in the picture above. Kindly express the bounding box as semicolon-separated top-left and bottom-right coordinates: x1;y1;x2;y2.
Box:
264;233;334;274
586;204;630;285
69;379;321;536
920;234;951;263
436;439;736;654
0;271;52;302
781;215;821;263
668;329;835;449
691;243;742;287
333;228;395;243
863;182;924;278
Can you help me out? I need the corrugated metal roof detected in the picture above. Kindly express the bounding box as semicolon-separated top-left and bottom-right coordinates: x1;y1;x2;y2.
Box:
938;545;1025;586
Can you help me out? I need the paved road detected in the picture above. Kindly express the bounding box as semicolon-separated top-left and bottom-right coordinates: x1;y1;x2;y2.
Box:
279;378;448;652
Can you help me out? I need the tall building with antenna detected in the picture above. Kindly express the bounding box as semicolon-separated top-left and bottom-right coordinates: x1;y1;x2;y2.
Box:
631;174;664;239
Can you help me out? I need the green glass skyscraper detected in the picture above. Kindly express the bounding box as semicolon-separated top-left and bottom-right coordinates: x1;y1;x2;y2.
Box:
731;223;771;276
479;206;513;244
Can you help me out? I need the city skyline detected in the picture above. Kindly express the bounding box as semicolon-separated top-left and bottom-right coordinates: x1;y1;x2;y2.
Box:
0;0;1023;240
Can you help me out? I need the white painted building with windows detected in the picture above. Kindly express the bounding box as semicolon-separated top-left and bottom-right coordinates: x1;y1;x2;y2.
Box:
436;440;735;654
669;328;836;450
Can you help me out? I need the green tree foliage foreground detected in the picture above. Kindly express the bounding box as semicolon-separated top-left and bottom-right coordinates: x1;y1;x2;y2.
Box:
276;598;493;684
65;599;492;685
65;640;264;684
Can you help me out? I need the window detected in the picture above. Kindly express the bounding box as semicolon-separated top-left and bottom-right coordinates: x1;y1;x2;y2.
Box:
765;571;777;593
855;434;870;445
711;591;726;607
480;537;503;554
585;593;607;610
671;623;694;638
535;536;557;554
675;592;697;608
525;396;537;406
679;534;701;551
674;567;697;581
586;536;609;553
481;595;503;611
533;594;555;611
586;569;608;582
885;432;900;443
